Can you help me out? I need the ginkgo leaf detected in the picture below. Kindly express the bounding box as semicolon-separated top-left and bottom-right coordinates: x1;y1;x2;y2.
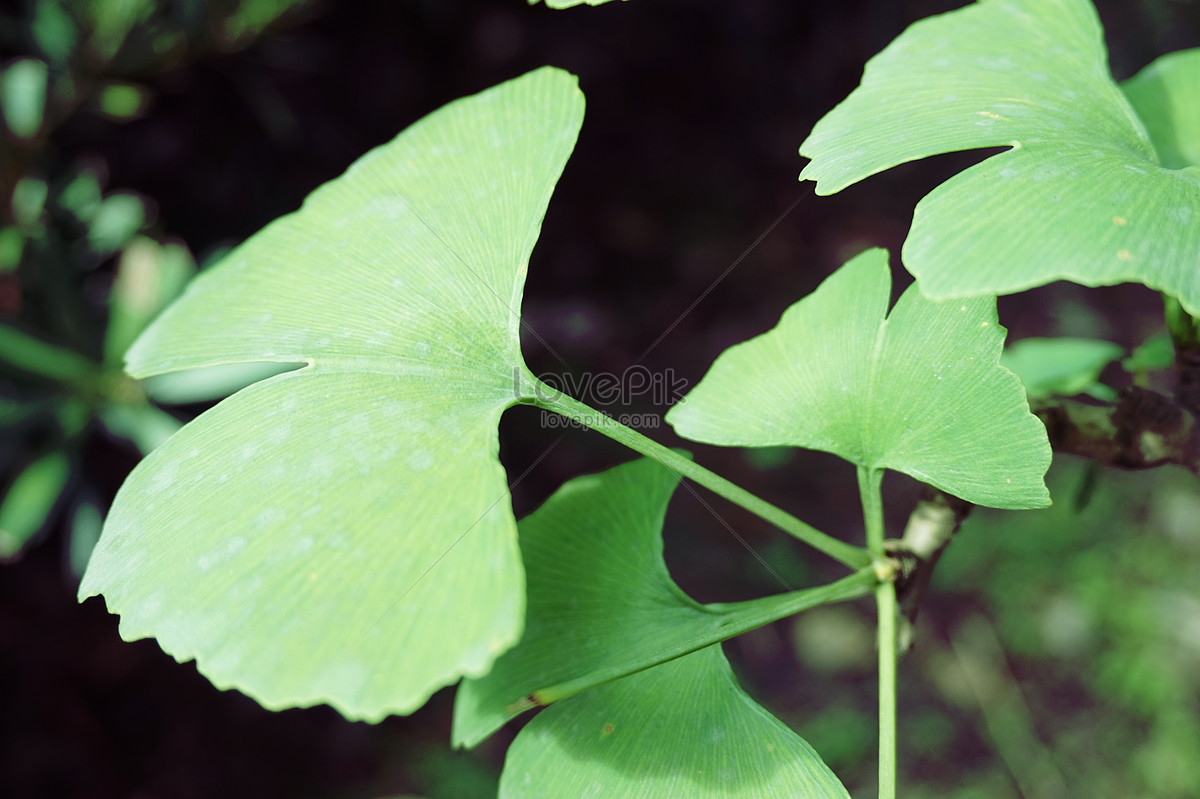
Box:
499;645;850;799
799;0;1200;315
77;67;585;721
667;248;1051;509
453;456;875;748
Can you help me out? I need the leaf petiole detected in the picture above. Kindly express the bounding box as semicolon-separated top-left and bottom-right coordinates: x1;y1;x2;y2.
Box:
525;383;872;570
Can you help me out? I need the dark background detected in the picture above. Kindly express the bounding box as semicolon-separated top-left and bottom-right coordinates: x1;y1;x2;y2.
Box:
3;1;1199;797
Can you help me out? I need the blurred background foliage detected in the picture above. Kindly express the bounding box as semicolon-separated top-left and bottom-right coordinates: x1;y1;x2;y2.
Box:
786;459;1200;798
0;0;316;566
0;0;1197;797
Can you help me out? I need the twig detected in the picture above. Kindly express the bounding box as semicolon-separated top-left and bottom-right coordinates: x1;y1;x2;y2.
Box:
1033;387;1200;474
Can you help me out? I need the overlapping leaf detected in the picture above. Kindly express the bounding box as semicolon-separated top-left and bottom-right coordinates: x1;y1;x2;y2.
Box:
500;645;849;799
667;248;1051;509
454;456;875;747
78;67;585;720
799;0;1200;314
1122;49;1200;172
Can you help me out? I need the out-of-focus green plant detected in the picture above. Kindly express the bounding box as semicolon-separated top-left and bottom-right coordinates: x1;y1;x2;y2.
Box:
0;0;315;565
926;460;1200;799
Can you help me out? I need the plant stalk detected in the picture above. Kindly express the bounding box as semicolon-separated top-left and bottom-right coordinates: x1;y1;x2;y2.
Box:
531;566;879;707
528;387;872;570
859;465;897;799
0;324;101;385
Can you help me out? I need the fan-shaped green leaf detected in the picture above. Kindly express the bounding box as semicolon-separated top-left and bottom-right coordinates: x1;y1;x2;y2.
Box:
667;248;1051;509
453;456;876;748
499;645;849;799
78;67;585;720
799;0;1200;315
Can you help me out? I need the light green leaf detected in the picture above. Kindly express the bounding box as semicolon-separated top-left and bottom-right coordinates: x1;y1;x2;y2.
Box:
667;248;1051;509
499;645;849;799
0;450;71;559
87;192;146;255
1122;334;1174;375
32;1;78;65
799;0;1200;315
1122;49;1200;171
453;456;877;748
96;81;150;121
12;176;48;229
68;497;104;578
141;362;296;404
0;228;23;272
78;67;585;720
105;236;196;366
2;58;49;139
1001;337;1123;400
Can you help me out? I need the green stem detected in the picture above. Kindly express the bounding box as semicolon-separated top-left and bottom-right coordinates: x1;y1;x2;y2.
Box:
859;465;897;799
531;566;879;706
876;580;898;799
1164;293;1200;350
529;387;871;570
858;465;885;554
0;323;101;384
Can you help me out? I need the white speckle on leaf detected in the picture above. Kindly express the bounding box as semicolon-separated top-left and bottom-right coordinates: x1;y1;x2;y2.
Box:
266;425;292;445
197;535;248;572
149;462;180;493
408;450;435;472
254;507;285;528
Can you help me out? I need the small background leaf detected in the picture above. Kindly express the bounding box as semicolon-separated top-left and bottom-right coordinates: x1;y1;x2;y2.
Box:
667;248;1051;509
1;58;49;139
1122;334;1175;375
0;450;70;560
1001;337;1124;401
